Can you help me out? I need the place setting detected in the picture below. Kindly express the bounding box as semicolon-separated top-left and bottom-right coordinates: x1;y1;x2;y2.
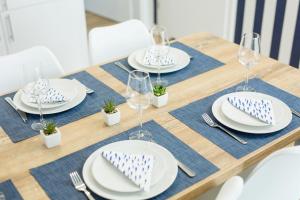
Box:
170;33;300;159
101;25;224;87
0;66;126;143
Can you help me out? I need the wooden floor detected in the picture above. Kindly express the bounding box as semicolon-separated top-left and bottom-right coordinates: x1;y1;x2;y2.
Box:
85;11;116;32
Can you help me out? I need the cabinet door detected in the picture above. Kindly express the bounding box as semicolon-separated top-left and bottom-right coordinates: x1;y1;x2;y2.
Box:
3;0;89;73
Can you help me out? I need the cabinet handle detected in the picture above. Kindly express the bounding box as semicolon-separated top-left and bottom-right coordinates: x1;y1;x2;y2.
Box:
5;14;14;42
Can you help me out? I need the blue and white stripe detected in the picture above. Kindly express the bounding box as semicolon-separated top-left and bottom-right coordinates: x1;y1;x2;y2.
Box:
234;0;300;68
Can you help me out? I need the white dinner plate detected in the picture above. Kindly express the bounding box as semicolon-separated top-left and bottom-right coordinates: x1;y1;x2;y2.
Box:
83;140;178;200
13;79;86;115
21;79;78;109
128;47;190;74
212;92;292;134
91;140;167;193
135;47;176;69
221;93;270;127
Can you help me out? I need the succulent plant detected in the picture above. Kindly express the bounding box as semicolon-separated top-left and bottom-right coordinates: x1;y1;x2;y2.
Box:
153;84;167;97
103;99;117;114
43;121;57;135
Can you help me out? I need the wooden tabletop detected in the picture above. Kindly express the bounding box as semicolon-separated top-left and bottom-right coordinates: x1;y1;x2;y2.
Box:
1;32;300;200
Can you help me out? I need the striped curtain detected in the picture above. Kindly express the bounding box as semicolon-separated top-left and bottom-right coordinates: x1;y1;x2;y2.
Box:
234;0;300;68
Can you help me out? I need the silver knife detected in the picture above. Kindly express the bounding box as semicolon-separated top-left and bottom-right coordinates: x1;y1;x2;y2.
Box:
291;108;300;118
5;97;28;123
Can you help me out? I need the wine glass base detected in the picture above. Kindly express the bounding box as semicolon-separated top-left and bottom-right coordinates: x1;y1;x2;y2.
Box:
235;85;256;92
31;121;44;131
153;78;168;87
129;129;152;141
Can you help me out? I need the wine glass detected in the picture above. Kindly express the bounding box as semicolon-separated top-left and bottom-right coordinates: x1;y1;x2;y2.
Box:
21;65;49;131
126;70;153;141
150;25;170;84
236;32;260;92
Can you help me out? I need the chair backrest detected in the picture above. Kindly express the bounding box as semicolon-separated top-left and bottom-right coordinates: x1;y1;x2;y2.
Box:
234;0;300;68
88;19;153;65
238;146;300;200
0;46;64;95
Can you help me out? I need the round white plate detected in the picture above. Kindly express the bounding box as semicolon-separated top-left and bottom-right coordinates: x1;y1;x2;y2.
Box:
83;140;178;200
91;140;167;193
21;79;78;109
212;92;292;134
135;47;177;69
221;93;270;127
13;79;86;115
128;48;190;74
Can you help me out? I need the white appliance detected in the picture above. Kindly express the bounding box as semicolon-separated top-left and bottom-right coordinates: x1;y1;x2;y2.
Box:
0;0;89;73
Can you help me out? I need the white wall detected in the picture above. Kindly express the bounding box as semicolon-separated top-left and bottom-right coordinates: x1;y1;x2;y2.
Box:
84;0;154;28
157;0;237;40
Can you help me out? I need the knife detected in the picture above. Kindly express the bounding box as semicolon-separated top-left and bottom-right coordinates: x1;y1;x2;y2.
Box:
5;97;28;123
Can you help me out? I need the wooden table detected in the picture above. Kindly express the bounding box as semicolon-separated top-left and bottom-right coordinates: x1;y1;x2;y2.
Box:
1;32;300;200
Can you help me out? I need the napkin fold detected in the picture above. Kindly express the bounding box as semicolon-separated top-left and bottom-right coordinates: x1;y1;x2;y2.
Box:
143;47;175;67
228;96;275;125
102;151;154;192
27;80;68;104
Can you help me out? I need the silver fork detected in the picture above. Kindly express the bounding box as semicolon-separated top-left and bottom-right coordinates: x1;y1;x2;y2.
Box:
202;113;247;145
70;171;95;200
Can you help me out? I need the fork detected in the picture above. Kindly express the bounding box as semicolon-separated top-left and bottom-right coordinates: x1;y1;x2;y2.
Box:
73;79;94;94
70;171;95;200
202;113;247;145
114;61;131;73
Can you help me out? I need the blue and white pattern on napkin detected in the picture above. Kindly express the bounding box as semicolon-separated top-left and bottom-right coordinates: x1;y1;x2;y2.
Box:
27;80;68;104
227;96;275;125
102;151;154;192
143;47;175;66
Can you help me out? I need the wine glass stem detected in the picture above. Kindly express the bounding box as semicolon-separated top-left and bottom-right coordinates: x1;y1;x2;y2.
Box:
138;107;143;130
245;66;249;88
37;94;44;123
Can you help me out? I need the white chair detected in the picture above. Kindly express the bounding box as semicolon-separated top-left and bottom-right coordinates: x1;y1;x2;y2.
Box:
0;46;64;95
88;19;153;65
216;146;300;200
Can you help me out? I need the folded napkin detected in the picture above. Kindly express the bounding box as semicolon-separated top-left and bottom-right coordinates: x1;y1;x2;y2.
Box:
102;151;154;192
143;47;175;66
228;96;275;125
27;80;68;104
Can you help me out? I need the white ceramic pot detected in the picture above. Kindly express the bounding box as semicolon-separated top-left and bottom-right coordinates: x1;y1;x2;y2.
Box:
103;108;121;126
40;128;61;148
152;92;168;108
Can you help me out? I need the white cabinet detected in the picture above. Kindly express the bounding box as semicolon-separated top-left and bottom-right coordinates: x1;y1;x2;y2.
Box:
0;0;89;73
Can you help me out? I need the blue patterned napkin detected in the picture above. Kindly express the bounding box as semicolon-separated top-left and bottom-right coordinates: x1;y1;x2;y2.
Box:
102;151;154;191
170;78;300;159
227;96;275;125
143;47;175;66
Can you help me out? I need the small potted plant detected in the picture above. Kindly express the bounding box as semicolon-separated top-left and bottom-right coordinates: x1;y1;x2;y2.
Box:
103;99;120;126
152;84;168;108
40;121;61;148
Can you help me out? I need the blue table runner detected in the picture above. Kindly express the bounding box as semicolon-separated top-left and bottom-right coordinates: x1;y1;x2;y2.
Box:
101;42;224;86
0;71;126;143
170;78;300;159
30;120;219;200
0;180;23;200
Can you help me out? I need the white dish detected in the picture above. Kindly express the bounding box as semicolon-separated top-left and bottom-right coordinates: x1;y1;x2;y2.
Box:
221;93;270;127
128;47;190;74
21;79;78;109
13;79;86;115
83;140;178;200
135;47;177;69
91;140;167;193
212;92;292;134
